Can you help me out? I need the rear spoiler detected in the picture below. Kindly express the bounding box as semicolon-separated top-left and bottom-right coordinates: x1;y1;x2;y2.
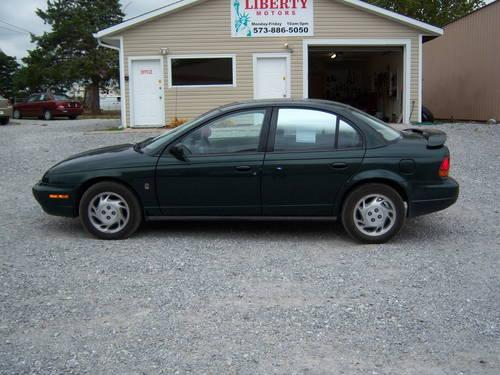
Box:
403;128;447;149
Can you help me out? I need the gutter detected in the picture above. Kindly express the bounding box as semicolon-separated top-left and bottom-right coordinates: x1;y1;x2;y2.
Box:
96;36;120;51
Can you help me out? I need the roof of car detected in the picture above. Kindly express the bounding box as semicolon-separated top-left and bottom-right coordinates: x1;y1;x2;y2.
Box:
219;99;353;111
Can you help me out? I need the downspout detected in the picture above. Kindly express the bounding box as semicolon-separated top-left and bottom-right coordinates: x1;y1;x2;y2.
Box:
95;35;127;129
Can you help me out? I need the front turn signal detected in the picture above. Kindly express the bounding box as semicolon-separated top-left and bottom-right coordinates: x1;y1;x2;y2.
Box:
49;194;70;199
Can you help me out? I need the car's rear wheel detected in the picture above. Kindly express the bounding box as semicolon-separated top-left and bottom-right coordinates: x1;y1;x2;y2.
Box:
0;117;9;125
79;181;142;240
13;110;21;119
341;183;406;244
44;110;53;121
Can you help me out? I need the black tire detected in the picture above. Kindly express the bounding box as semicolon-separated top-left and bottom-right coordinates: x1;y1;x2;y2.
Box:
43;110;53;121
69;116;78;120
13;109;21;119
341;183;406;244
0;117;9;125
79;181;142;240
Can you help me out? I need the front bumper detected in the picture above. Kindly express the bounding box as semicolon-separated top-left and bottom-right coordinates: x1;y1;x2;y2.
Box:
53;108;84;116
32;182;78;218
408;177;459;217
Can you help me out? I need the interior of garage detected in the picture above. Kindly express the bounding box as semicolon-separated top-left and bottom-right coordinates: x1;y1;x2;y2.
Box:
308;46;404;123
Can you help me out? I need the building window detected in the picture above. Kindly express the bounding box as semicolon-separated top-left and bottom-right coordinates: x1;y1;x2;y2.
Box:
169;56;235;87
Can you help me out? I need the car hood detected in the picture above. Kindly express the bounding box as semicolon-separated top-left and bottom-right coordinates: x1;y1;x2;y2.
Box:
48;143;155;175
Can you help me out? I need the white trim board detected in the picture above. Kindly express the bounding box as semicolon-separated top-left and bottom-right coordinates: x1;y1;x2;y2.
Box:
119;36;127;128
252;53;292;99
128;55;166;128
418;34;423;123
94;0;442;39
166;54;237;88
302;38;412;123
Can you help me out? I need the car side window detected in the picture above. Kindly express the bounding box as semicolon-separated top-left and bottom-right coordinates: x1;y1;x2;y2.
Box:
27;95;39;103
180;109;266;155
338;119;363;149
274;108;337;152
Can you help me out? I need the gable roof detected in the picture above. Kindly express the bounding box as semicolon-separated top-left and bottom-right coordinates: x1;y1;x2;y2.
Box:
94;0;443;39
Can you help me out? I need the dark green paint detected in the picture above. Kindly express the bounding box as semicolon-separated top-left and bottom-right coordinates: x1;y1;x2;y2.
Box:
33;100;459;221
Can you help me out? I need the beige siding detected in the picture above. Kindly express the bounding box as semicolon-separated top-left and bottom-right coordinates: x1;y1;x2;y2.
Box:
118;0;422;125
424;1;500;121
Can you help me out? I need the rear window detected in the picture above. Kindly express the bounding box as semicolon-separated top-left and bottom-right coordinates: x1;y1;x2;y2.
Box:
350;110;401;142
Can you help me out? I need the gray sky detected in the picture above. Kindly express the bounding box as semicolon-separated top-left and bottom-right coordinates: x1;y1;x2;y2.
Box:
0;0;496;62
0;0;163;61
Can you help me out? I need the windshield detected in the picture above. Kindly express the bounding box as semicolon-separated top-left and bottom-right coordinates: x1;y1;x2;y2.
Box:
53;94;71;100
350;109;401;142
142;109;220;152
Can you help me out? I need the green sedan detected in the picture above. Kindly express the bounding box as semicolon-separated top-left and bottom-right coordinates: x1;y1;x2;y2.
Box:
33;100;459;243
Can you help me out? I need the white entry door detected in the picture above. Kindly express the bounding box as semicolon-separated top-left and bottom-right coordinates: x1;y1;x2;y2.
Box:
130;59;164;127
254;55;290;99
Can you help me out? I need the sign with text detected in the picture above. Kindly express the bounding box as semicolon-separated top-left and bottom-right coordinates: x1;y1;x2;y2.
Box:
231;0;314;37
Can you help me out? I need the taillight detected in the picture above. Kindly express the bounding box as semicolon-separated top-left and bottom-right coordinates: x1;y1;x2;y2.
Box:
439;156;450;178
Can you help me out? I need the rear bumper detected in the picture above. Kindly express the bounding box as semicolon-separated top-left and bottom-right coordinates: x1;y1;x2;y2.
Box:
408;177;459;217
32;182;78;218
0;107;13;118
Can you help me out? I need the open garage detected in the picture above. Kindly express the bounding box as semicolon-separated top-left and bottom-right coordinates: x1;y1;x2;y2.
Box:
307;45;404;122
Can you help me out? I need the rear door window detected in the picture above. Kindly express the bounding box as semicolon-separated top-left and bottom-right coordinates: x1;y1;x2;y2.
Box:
274;108;337;151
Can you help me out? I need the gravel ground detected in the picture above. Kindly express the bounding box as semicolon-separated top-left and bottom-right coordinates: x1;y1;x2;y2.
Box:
0;118;499;374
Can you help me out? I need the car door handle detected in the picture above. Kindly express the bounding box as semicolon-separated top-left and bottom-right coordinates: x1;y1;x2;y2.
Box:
331;162;349;170
235;166;252;172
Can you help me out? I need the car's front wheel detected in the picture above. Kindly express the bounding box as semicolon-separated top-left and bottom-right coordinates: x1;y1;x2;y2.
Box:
341;183;406;244
0;117;9;125
79;181;142;240
13;110;21;119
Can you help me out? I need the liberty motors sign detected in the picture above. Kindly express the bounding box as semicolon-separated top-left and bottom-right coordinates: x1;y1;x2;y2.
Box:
231;0;314;37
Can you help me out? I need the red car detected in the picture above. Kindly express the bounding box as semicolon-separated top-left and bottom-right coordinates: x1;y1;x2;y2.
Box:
13;93;83;120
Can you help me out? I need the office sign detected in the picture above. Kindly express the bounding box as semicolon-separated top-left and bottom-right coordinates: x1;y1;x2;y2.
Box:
231;0;314;37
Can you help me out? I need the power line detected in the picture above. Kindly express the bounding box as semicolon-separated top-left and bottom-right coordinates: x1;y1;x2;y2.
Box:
0;25;28;35
0;19;33;34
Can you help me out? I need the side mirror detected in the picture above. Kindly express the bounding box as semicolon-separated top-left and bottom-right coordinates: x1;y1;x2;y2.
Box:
170;143;189;161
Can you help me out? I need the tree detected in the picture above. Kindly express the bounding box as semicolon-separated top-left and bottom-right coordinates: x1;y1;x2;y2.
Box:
0;50;19;98
28;0;124;112
365;0;485;27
